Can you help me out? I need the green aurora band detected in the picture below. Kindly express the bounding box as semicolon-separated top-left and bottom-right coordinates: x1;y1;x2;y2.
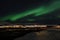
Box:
1;0;60;21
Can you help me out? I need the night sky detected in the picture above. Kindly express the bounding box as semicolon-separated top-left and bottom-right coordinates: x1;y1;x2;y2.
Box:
1;0;49;16
0;0;60;24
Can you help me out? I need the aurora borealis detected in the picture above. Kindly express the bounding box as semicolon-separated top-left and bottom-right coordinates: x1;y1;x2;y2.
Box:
0;0;60;24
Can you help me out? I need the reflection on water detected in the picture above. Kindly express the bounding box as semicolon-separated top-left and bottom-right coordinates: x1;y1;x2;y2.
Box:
15;30;60;40
15;32;38;40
